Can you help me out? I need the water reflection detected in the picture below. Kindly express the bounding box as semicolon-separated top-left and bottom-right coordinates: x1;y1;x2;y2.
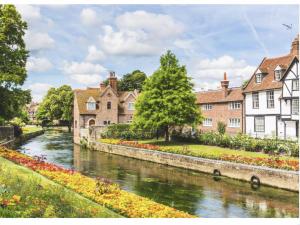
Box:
18;130;299;218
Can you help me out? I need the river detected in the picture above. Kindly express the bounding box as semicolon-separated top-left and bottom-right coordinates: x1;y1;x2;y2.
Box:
17;129;299;218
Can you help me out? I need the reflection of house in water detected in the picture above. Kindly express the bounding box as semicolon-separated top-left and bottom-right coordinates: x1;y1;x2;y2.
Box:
72;145;299;218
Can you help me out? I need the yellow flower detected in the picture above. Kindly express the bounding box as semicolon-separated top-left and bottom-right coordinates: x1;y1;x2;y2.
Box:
12;195;21;203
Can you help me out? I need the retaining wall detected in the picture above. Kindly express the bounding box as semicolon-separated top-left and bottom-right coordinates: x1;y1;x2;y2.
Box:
1;130;44;149
90;141;299;192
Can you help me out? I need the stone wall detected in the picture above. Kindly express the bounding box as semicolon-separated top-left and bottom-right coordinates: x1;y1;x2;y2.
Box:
0;126;14;143
90;142;299;192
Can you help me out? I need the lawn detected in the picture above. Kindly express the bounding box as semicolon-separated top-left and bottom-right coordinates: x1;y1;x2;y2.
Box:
139;139;297;161
22;126;43;134
0;157;122;218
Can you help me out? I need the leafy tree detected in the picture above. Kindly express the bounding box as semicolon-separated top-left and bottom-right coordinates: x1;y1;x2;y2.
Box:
37;85;74;132
103;70;147;92
0;5;30;121
133;50;202;142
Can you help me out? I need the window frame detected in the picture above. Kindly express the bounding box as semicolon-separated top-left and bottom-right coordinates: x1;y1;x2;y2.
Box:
107;101;112;110
292;79;299;91
266;90;275;108
202;104;213;111
228;118;240;128
203;118;212;127
229;101;241;110
87;102;96;111
255;73;262;83
292;99;299;115
252;92;259;109
274;70;282;81
128;102;135;110
254;116;265;132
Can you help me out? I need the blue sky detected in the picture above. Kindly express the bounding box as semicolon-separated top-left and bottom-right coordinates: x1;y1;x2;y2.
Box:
16;4;299;101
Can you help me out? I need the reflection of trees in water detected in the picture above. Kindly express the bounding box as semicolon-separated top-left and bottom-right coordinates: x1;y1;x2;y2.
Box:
73;145;299;218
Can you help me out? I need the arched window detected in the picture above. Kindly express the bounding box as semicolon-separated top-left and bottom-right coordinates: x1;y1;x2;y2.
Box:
88;119;95;127
107;101;111;109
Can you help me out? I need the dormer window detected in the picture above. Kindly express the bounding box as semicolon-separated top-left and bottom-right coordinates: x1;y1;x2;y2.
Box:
255;73;262;83
274;66;285;81
86;97;96;110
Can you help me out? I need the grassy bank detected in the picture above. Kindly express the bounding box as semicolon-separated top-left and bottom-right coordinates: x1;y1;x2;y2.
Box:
0;157;122;218
22;126;43;134
99;139;299;171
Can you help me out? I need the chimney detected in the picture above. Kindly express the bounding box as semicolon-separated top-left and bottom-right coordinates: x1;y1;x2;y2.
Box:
220;72;229;98
290;34;299;56
100;82;106;90
108;71;117;91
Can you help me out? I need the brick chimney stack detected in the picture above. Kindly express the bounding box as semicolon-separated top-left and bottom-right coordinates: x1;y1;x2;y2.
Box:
290;34;299;57
221;72;229;98
108;71;117;91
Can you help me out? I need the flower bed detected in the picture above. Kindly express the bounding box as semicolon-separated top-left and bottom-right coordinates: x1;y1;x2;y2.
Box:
0;147;194;218
100;139;299;171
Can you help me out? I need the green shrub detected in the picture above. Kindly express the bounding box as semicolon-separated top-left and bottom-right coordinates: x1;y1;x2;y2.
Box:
217;121;226;135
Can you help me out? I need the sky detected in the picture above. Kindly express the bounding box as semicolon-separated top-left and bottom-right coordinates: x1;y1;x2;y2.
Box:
16;4;299;102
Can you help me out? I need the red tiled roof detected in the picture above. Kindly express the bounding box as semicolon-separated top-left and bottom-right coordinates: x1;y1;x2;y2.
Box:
196;87;243;104
243;54;296;93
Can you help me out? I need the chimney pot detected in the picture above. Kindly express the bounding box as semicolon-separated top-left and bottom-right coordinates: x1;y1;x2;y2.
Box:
108;71;117;91
221;72;229;98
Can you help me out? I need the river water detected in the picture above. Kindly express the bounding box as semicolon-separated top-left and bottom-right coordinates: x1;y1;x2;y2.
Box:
17;129;299;218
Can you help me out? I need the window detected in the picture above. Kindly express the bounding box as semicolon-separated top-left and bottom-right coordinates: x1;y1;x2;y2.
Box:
107;101;111;110
203;118;212;127
229;102;241;110
292;79;299;91
103;120;111;125
228;118;240;128
274;70;283;81
128;102;135;110
87;102;96;110
292;99;299;115
254;117;265;132
202;104;212;111
255;73;262;83
252;92;259;109
266;91;274;108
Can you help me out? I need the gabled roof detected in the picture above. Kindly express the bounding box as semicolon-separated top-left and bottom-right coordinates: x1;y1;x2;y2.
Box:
196;87;243;104
280;56;299;81
243;54;295;93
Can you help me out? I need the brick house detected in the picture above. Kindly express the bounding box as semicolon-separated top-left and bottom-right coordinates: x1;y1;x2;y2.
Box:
73;72;138;144
196;73;244;135
26;102;39;122
243;35;299;139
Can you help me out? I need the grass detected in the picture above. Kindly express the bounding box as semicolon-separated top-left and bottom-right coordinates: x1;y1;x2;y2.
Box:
139;138;297;161
22;126;43;134
0;157;122;218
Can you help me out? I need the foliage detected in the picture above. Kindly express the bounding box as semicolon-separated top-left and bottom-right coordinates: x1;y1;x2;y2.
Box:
9;117;25;128
217;121;226;135
99;139;299;171
133;50;202;141
0;157;121;218
0;5;31;121
36;85;73;131
0;147;194;218
103;70;147;92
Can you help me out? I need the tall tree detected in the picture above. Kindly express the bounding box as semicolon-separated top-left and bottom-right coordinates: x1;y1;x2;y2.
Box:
133;50;202;141
37;85;74;132
0;5;30;121
103;70;147;92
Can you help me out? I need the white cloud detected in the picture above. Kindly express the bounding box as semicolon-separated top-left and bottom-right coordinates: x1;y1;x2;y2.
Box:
85;45;105;62
26;57;53;72
189;55;256;90
25;31;55;51
80;8;100;26
16;5;41;22
27;83;53;102
63;61;107;85
98;11;184;56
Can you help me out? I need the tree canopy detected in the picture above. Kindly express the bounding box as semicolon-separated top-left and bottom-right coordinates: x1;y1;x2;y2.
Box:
104;70;147;92
133;50;202;141
36;85;74;131
0;5;31;122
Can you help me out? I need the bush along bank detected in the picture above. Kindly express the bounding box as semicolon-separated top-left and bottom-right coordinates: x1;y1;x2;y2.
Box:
99;139;299;171
0;147;194;218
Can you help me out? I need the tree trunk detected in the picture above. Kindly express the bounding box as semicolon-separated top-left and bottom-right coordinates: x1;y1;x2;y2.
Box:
165;125;169;142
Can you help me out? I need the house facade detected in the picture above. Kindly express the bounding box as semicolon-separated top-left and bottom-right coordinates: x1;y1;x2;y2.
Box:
243;36;299;139
26;102;39;122
196;73;244;135
73;72;138;144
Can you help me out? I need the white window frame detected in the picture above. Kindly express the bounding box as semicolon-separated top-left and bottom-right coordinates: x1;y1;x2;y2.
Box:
266;91;274;108
274;70;282;81
128;102;135;110
87;102;96;110
228;118;240;128
202;104;213;111
203;118;212;127
292;79;299;91
255;73;262;83
252;92;259;109
229;102;241;110
254;116;265;132
292;99;299;115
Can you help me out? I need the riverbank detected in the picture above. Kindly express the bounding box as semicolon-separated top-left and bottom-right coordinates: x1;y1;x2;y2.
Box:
91;141;299;191
0;156;122;218
0;146;194;218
